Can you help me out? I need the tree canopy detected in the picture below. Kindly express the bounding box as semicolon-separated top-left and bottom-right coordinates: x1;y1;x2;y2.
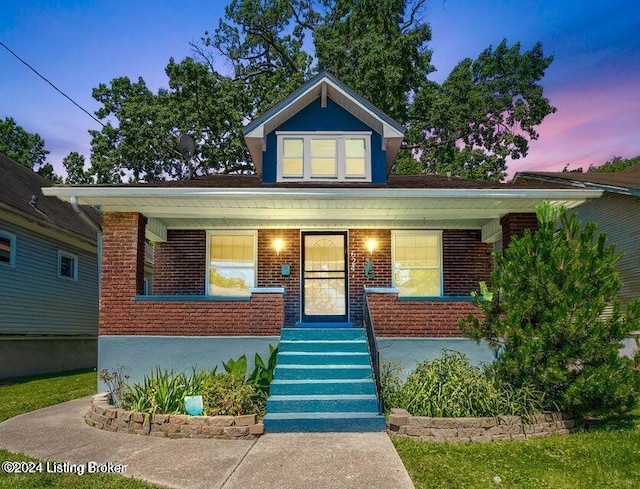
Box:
0;117;57;181
87;0;556;183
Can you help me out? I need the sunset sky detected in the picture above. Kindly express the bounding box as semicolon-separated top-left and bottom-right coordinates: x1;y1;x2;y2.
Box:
1;0;639;179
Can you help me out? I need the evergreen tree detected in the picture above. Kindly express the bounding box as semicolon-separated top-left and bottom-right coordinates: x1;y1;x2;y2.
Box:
461;202;640;415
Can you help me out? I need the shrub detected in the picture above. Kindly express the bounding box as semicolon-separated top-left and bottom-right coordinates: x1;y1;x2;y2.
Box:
120;367;212;415
381;351;545;418
461;202;640;416
202;373;264;416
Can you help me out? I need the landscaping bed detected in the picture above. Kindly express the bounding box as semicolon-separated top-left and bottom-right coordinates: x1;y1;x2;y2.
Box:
387;408;579;443
86;393;264;439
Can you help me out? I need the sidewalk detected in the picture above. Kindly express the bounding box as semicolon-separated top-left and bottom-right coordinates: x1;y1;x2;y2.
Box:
0;397;414;489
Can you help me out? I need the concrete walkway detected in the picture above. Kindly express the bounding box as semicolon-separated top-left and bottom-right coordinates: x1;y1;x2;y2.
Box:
0;397;414;489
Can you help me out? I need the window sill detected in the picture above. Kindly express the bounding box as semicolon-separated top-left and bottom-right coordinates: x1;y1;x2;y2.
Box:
135;295;251;302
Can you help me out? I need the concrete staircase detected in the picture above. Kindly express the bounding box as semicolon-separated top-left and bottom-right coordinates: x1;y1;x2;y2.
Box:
263;326;386;432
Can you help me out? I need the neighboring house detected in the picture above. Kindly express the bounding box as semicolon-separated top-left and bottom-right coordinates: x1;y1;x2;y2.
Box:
515;165;640;356
0;154;100;379
44;73;600;431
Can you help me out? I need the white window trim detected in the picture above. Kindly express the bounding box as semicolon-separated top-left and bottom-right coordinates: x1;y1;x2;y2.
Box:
205;230;258;297
391;230;443;297
0;230;16;267
276;131;372;182
57;250;78;281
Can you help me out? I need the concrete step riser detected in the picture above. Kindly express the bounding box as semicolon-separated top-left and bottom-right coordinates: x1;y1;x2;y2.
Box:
274;367;373;380
278;341;369;353
267;398;379;414
263;417;387;433
277;353;371;366
270;381;376;396
280;328;366;341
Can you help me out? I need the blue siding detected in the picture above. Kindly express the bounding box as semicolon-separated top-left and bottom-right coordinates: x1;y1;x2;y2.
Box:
262;98;387;183
0;220;99;335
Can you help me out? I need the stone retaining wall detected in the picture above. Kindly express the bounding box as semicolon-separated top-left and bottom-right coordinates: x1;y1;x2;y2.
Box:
86;394;264;439
388;408;579;443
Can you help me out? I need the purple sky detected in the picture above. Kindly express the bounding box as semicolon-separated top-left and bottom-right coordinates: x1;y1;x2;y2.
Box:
1;0;639;179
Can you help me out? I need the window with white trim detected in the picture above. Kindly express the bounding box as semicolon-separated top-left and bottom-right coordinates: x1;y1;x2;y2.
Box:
392;231;443;297
207;231;257;296
0;231;15;266
58;251;78;280
277;132;371;181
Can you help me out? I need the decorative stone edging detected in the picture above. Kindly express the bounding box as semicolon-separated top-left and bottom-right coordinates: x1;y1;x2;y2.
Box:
85;394;264;439
387;408;579;443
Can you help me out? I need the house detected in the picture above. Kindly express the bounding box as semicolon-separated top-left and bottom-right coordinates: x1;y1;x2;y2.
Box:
515;165;640;356
0;153;100;379
43;73;601;430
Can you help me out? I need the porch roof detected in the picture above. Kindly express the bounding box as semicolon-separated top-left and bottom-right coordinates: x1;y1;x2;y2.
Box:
43;175;602;243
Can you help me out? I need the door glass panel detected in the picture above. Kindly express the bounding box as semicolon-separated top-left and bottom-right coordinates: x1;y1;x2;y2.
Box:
303;234;346;318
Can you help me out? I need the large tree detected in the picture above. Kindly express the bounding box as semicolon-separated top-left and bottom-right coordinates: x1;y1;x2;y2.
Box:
88;0;555;183
0;116;62;182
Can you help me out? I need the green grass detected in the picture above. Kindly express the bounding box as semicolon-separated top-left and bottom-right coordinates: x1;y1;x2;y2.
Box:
0;370;158;489
394;408;640;489
0;369;96;423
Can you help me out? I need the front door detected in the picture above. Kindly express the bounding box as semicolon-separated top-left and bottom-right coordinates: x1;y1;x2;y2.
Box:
302;232;348;323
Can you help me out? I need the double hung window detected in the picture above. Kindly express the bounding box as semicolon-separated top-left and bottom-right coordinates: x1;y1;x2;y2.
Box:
207;232;257;296
278;132;370;181
392;231;443;297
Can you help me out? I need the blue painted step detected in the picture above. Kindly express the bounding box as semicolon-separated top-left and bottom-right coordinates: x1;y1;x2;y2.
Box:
262;412;387;433
264;327;384;433
277;351;371;365
267;394;379;413
274;364;373;380
270;379;376;396
281;328;366;341
279;339;369;353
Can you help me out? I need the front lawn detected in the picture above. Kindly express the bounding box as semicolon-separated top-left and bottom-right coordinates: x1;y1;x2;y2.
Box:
394;409;640;489
0;370;96;423
0;370;158;489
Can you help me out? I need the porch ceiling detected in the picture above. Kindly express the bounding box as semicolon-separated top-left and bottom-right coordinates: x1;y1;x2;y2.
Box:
43;187;602;237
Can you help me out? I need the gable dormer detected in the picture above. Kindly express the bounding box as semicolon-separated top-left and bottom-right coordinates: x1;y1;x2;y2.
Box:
243;73;405;184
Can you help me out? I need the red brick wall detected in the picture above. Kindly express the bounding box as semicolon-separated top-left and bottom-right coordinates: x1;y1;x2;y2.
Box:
348;229;392;325
153;230;206;295
443;230;492;295
257;229;301;326
100;213;283;336
366;292;483;337
501;213;538;249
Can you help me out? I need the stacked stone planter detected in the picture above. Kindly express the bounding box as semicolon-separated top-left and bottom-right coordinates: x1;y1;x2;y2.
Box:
388;408;579;443
86;394;264;439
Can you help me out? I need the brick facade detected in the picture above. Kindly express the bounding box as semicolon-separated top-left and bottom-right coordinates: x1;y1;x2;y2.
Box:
99;213;283;336
501;213;539;249
153;230;206;295
366;292;483;337
257;229;301;326
103;214;533;336
442;230;492;295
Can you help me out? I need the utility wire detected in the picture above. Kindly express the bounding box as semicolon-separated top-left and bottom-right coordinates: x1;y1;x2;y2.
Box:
0;40;105;128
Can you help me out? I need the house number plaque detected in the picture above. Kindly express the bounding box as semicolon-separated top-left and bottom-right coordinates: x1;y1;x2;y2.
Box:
350;250;356;272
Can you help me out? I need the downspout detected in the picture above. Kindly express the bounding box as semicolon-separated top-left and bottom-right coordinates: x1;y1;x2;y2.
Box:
70;196;103;297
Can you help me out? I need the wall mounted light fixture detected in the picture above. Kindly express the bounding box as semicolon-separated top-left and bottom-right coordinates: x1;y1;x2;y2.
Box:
273;238;285;256
366;238;377;255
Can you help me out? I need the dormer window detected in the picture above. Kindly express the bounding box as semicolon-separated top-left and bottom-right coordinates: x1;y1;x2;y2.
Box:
277;132;371;182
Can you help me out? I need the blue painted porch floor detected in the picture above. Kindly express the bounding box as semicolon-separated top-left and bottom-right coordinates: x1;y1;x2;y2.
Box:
263;327;386;433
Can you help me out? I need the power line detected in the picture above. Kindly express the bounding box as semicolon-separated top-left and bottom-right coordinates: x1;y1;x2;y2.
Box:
0;40;106;128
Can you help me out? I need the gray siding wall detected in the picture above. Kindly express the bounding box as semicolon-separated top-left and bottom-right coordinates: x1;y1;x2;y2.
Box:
0;220;99;335
574;193;640;309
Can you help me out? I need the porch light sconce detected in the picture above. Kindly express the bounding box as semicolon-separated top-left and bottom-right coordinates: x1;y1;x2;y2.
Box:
366;238;377;255
273;238;285;256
